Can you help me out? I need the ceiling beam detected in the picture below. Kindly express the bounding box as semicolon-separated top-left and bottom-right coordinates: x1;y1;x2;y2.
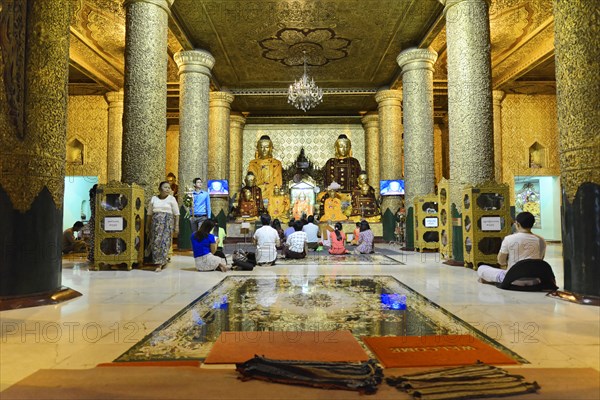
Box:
69;28;124;91
492;18;555;89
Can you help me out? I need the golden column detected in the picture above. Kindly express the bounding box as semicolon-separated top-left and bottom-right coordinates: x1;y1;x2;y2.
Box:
174;49;215;193
0;0;80;302
441;0;495;261
397;47;438;210
553;0;600;296
442;0;495;210
208;91;235;218
105;90;124;182
361;112;380;189
375;89;403;241
492;90;505;182
229;112;247;195
121;0;173;200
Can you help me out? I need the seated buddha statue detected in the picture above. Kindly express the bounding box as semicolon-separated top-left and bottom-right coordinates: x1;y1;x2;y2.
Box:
236;172;263;219
292;192;313;220
323;134;362;194
351;172;379;219
247;135;283;203
320;183;347;222
267;186;290;222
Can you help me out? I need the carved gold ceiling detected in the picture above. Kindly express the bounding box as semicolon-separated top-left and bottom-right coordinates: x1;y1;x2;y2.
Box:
68;0;557;122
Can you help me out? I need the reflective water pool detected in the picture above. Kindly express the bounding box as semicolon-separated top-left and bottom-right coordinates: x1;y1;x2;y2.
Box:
116;275;526;363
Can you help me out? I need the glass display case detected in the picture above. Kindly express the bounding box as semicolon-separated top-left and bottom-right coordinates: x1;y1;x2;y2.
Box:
413;194;440;252
462;183;511;270
93;182;144;270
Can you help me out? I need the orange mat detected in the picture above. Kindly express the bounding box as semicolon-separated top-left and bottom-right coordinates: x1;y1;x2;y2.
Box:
362;335;519;368
204;330;369;364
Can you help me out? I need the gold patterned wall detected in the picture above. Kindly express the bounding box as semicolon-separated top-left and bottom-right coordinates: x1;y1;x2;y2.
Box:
501;94;559;203
166;124;179;180
242;124;366;177
66;95;108;182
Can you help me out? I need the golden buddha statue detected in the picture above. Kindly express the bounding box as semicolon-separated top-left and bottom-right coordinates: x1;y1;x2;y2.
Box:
247;135;283;202
323;134;362;193
320;184;347;222
236;172;263;219
292;192;313;220
351;172;380;221
268;186;290;222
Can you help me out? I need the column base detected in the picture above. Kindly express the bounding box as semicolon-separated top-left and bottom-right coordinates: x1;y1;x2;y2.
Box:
0;286;82;311
443;259;465;267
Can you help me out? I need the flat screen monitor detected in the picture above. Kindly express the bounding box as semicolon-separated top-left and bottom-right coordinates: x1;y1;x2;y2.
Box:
207;179;229;196
424;217;439;228
380;179;405;196
480;216;502;232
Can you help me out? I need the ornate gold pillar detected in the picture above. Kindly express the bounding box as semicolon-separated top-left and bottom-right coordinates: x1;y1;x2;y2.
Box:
553;0;600;296
208;91;235;218
121;0;173;200
105;90;124;182
397;47;438;210
361;112;380;189
375;89;403;241
441;0;495;261
442;0;495;211
492;90;505;182
229;112;247;195
174;49;215;193
0;0;80;302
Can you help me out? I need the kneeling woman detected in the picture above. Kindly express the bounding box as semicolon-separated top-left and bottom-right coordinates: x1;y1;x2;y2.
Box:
192;220;229;272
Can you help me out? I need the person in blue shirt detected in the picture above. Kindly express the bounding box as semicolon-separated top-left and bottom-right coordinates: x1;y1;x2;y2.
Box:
191;220;228;272
190;177;211;233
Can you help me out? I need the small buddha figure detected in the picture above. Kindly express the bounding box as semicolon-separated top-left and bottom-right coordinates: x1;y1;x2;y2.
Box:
351;171;379;219
268;186;290;222
247;135;283;202
323;134;362;193
236;172;263;219
238;188;258;217
320;183;347;222
292;192;313;220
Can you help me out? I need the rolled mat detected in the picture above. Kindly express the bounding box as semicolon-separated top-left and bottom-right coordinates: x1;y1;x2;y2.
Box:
236;355;384;394
386;362;540;400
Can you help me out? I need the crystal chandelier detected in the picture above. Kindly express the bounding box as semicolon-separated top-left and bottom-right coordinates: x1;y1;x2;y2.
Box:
287;51;323;112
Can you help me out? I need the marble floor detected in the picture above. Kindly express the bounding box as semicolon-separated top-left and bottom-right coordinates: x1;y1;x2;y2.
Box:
1;243;598;392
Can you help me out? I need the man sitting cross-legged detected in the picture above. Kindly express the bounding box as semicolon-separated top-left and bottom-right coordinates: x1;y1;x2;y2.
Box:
284;220;308;259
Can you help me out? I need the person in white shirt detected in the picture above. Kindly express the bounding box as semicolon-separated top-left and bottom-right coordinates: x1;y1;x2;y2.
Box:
302;215;320;250
477;212;546;284
147;181;180;271
285;220;308;259
253;214;280;265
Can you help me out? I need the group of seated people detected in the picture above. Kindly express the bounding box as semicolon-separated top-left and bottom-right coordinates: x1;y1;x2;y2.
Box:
191;214;377;272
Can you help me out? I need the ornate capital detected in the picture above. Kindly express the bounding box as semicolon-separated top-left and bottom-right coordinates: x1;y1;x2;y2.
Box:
230;112;247;128
174;49;215;76
105;90;124;106
397;47;438;74
492;90;505;105
209;91;235;108
375;89;402;107
361;112;379;129
124;0;174;14
439;0;490;9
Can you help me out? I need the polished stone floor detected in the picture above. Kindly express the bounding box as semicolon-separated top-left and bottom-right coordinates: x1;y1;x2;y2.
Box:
1;243;598;391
